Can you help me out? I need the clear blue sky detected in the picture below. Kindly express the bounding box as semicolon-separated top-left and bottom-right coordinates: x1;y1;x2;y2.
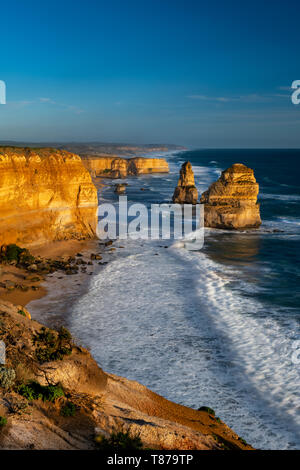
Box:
1;0;300;147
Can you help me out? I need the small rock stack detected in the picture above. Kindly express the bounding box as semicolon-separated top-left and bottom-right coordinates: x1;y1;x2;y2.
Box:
172;161;198;204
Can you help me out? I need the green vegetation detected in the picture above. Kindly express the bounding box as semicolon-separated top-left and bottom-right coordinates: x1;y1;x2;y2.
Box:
60;401;76;417
1;244;23;262
95;428;143;451
0;416;7;427
238;437;248;446
198;406;215;416
0;366;16;390
57;326;72;342
17;381;65;402
18;309;26;317
32;326;73;363
0;244;35;265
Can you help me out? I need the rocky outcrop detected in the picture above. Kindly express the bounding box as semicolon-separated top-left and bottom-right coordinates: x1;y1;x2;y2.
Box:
114;183;127;194
82;156;169;178
127;157;169;175
200;163;261;229
111;158;128;178
172;161;198;204
0;147;98;246
0;300;252;450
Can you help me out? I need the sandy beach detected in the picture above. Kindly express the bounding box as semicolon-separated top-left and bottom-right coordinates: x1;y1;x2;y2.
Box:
0;239;101;307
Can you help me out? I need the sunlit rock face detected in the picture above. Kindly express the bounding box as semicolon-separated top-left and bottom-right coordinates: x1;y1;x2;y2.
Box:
200;163;261;229
0;147;98;246
172;161;198;204
127;157;169;175
111;158;128;178
82;156;169;177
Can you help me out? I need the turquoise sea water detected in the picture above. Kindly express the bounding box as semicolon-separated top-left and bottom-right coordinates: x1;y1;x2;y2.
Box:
29;149;300;449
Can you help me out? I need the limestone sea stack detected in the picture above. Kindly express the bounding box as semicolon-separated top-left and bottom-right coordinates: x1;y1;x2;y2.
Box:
172;161;198;204
200;163;261;229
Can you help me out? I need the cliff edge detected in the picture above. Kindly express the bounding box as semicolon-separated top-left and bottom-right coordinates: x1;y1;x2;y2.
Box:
0;147;98;246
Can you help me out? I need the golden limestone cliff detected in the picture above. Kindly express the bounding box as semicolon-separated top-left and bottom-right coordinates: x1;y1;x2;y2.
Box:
200;163;261;229
127;157;169;175
81;155;169;178
0;147;98;246
172;161;198;204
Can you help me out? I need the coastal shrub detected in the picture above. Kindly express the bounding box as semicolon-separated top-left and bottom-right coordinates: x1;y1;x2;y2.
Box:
32;326;73;363
198;406;215;416
18;250;35;265
32;327;56;347
212;434;230;450
238;437;248;446
3;244;24;262
0;366;16;390
0;244;35;265
60;401;76;417
7;399;29;415
58;326;72;342
0;416;7;427
17;381;65;402
95;428;143;451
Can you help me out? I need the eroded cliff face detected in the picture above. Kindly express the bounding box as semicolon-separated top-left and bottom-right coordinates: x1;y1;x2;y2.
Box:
172;161;198;204
200;163;261;229
0;147;98;246
82;155;169;178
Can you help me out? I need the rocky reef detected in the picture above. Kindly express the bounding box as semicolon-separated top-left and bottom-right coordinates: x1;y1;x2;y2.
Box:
82;155;169;178
200;163;261;229
172;161;198;204
0;147;98;246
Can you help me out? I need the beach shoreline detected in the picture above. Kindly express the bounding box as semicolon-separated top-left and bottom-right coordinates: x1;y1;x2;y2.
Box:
0;239;101;308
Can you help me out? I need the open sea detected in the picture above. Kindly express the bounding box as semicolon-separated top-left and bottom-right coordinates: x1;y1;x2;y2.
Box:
29;149;300;449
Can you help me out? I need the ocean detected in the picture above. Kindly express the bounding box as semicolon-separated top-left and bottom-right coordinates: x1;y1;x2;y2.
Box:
29;149;300;450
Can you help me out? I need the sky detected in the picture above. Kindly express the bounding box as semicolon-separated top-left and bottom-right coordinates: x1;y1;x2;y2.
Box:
0;0;300;147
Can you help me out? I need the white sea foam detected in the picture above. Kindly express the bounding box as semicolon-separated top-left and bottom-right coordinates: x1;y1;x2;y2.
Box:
61;237;300;450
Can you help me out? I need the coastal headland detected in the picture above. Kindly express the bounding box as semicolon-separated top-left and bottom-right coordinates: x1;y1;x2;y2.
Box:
0;144;253;450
